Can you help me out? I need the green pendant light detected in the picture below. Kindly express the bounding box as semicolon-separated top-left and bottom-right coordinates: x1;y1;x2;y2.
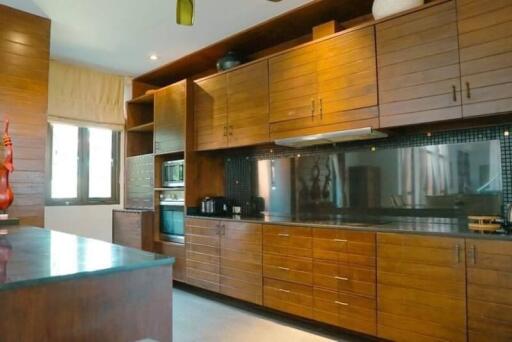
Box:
177;0;194;26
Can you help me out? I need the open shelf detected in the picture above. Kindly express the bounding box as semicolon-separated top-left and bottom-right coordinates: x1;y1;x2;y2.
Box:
127;122;154;132
128;92;155;105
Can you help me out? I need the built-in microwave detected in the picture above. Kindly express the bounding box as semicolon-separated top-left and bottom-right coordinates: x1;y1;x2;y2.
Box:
162;160;184;188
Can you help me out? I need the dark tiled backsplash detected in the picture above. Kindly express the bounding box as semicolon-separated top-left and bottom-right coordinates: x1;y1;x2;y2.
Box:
225;124;512;216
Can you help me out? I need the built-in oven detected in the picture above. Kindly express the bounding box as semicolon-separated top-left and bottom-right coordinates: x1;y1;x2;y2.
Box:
162;160;184;188
159;189;185;244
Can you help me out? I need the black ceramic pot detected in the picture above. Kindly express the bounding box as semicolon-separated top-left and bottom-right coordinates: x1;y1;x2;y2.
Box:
216;51;242;71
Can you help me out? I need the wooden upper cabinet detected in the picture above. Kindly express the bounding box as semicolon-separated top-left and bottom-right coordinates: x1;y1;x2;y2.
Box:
227;60;270;147
154;80;187;154
466;239;512;341
269;26;378;139
376;233;467;342
376;1;463;127
194;74;228;151
269;43;317;124
316;26;379;127
457;0;512;118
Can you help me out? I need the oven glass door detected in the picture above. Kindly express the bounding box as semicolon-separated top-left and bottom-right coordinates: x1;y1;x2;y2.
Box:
160;205;184;243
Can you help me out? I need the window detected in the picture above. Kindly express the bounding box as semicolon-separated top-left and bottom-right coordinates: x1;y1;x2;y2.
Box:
47;123;121;205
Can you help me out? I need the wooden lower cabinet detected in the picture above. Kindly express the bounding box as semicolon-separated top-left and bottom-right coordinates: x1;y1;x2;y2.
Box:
185;218;221;292
263;278;313;319
112;209;153;251
466;239;512;342
313;287;376;336
377;233;467;342
220;221;263;305
155;240;186;282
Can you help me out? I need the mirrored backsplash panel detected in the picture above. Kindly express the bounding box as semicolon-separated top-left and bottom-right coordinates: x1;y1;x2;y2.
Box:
225;125;511;218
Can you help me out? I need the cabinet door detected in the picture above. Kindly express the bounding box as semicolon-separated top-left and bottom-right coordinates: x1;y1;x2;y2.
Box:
269;43;317;124
185;218;221;292
125;155;154;210
466;239;512;341
113;210;153;250
377;1;462;127
458;0;512;118
227;60;270;147
154;80;186;154
194;75;228;151
377;233;466;342
316;26;379;128
220;221;262;304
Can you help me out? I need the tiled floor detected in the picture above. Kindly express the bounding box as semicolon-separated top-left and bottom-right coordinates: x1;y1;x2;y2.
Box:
173;286;370;342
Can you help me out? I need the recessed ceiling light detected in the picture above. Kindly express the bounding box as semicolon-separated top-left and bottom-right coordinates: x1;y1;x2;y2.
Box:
149;54;159;61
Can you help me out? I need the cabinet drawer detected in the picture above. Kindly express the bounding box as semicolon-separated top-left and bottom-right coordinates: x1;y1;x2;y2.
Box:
263;254;312;286
263;225;312;258
313;228;375;266
263;278;313;319
313;287;376;335
313;261;375;298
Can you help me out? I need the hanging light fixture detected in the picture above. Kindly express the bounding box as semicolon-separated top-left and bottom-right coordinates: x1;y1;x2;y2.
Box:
177;0;194;26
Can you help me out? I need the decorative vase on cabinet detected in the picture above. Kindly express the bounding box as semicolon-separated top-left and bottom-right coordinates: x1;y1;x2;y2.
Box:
372;0;424;20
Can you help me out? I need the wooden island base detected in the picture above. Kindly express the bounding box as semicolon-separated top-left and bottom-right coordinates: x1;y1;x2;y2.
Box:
0;266;172;342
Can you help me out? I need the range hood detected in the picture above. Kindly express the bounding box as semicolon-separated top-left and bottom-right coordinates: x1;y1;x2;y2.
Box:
274;127;388;148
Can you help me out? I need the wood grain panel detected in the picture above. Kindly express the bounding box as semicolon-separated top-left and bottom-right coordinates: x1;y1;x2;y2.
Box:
154;80;187;154
112;209;153;251
376;1;462;128
185;218;221;292
313;287;376;335
466;239;512;341
316;26;378;125
377;233;466;342
263;253;313;286
458;0;512;118
269;43;317;123
263;278;313;319
313;261;375;298
0;265;172;342
0;4;50;226
220;221;263;304
194;74;228;151
155;240;186;282
263;224;312;258
227;60;269;147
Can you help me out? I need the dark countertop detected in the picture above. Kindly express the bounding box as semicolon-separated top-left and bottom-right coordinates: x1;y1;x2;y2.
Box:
186;214;512;240
0;226;174;291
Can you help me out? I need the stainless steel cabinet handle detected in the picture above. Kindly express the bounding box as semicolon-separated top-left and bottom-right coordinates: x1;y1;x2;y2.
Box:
452;85;457;102
455;244;461;264
278;233;290;237
311;99;315;119
335;301;349;306
335;276;349;281
469;245;477;265
333;239;348;243
278;267;290;271
278;288;291;293
320;98;323;119
466;82;471;99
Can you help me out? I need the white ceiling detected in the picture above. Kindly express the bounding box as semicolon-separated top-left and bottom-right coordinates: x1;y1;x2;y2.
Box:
1;0;313;76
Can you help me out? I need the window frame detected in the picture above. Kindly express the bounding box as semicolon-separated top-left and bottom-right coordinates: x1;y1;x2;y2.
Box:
46;123;121;206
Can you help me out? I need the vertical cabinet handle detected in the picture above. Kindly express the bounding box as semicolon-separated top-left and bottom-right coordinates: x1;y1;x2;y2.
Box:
468;245;477;265
311;99;315;119
229;125;233;136
223;126;228;137
466;82;471;99
454;244;461;264
452;85;457;102
319;98;323;119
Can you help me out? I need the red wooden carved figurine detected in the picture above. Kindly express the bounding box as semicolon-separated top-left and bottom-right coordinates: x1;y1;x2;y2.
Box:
0;120;14;215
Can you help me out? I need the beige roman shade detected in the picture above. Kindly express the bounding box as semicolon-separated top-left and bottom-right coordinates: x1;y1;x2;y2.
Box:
48;60;125;129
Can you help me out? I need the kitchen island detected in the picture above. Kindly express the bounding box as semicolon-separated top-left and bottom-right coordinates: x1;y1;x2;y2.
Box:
0;226;174;342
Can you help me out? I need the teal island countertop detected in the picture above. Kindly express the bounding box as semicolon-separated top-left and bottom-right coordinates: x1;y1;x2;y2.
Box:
0;226;174;291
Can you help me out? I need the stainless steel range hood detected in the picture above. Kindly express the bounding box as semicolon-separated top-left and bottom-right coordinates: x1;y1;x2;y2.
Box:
274;127;388;148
